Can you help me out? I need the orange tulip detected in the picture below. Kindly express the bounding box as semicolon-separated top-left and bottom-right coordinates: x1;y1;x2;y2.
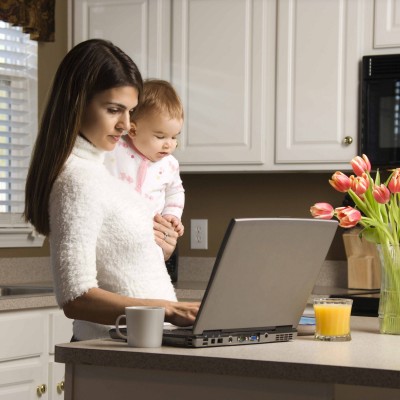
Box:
329;171;351;193
335;206;362;228
350;173;369;196
388;169;400;194
373;184;391;204
350;154;371;177
310;203;334;220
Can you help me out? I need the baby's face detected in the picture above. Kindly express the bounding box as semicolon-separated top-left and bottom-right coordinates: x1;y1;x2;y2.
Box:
130;112;182;162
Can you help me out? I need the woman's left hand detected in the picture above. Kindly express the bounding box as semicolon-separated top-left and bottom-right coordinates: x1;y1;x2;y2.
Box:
153;214;178;260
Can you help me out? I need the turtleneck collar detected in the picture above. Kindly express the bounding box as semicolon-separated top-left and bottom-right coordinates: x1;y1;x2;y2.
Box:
72;135;105;163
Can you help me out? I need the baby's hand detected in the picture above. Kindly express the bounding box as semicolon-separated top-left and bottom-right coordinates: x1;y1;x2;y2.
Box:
163;214;184;237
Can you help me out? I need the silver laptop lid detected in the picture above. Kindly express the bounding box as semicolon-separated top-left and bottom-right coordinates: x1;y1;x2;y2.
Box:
193;218;338;335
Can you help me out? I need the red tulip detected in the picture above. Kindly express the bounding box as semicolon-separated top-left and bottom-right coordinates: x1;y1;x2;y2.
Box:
350;154;371;176
350;173;369;196
335;206;362;228
388;169;400;194
310;203;334;220
329;171;351;193
373;184;391;204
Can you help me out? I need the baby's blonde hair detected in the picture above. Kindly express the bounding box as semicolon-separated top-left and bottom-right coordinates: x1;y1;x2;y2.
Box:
132;79;184;122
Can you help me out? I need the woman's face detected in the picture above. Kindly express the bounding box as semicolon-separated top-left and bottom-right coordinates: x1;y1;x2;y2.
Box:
80;86;139;151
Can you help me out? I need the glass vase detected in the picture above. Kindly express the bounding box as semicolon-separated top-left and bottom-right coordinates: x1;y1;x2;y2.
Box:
378;244;400;334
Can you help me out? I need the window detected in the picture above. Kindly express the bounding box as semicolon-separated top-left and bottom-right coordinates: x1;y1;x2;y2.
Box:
0;21;43;247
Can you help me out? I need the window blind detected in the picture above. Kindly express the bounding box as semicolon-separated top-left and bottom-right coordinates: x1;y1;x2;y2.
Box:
0;21;37;227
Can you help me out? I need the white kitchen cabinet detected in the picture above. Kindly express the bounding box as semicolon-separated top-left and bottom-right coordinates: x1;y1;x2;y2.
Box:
275;0;362;164
48;361;67;399
0;310;47;399
0;308;73;400
0;358;46;400
71;0;392;171
171;0;276;168
373;0;400;48
72;0;171;79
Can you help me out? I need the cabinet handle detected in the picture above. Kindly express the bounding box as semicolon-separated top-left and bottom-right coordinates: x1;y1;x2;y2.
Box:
36;383;47;397
57;380;65;394
343;136;353;145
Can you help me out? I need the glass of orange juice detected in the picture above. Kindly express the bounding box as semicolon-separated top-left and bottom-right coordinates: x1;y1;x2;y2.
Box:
313;298;353;341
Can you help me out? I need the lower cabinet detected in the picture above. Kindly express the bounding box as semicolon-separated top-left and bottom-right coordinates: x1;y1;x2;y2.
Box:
0;308;73;400
0;358;45;400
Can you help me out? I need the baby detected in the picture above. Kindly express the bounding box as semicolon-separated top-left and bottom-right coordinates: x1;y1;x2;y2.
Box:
104;79;185;236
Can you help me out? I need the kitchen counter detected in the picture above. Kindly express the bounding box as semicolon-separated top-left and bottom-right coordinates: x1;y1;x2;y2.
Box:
55;316;400;399
0;282;378;313
0;282;57;311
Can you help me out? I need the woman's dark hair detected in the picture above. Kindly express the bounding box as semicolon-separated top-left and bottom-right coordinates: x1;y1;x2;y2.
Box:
24;39;143;235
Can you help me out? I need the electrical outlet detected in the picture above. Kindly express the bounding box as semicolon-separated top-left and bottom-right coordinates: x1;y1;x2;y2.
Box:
190;219;208;250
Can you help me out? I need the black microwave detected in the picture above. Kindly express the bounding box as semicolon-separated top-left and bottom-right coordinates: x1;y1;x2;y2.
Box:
361;54;400;167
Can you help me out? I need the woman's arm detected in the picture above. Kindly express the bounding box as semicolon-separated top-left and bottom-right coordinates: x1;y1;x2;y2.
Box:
63;287;200;326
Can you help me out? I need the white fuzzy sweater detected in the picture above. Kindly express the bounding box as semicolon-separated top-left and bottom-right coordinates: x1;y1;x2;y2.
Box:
49;136;177;340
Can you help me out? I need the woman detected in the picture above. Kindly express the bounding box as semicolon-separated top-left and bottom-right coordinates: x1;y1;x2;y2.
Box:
24;39;199;341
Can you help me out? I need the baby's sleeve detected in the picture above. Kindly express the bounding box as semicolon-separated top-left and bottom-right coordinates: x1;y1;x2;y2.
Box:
163;158;185;219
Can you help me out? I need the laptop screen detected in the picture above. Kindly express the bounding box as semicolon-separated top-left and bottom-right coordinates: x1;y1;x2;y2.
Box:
192;218;338;335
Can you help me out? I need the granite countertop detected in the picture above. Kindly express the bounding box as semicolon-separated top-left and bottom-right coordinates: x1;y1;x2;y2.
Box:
0;282;57;311
0;281;379;312
55;316;400;389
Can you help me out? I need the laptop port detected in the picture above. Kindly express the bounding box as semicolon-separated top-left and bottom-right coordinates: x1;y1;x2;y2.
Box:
217;338;223;344
250;335;259;342
211;338;215;344
237;336;247;342
228;336;233;343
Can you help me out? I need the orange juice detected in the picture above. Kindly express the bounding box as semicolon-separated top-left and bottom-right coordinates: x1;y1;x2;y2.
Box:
313;298;353;341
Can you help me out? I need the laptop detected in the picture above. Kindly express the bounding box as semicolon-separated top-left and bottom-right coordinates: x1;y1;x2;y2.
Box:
111;218;338;347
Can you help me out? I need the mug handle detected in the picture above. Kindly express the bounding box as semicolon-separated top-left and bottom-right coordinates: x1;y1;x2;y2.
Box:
115;315;128;340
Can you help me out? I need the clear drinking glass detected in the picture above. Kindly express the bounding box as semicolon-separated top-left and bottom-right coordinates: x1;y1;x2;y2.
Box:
313;298;353;341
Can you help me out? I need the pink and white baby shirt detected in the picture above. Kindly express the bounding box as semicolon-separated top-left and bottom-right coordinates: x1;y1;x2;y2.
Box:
104;139;184;219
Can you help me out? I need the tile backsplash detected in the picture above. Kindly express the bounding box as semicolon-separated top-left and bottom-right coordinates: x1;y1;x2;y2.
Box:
0;257;52;285
0;256;347;288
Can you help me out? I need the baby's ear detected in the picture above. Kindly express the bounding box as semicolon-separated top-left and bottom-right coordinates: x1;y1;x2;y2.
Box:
128;122;137;138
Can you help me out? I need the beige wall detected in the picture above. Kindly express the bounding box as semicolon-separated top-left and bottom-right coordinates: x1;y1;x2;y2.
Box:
180;173;346;260
0;0;347;260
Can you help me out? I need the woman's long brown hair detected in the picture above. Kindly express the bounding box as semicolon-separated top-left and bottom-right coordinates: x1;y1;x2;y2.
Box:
24;39;143;235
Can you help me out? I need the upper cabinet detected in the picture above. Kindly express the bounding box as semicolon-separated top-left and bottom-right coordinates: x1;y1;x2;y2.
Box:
72;0;400;172
73;0;171;79
275;0;363;165
374;0;400;48
170;0;275;168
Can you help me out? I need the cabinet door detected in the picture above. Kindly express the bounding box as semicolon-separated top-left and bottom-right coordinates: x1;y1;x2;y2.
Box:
374;0;400;48
73;0;171;79
275;0;362;164
48;361;66;400
0;358;47;400
172;0;276;168
0;311;48;399
0;310;46;362
48;311;73;355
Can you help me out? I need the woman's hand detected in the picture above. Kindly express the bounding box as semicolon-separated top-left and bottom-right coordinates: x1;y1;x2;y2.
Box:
163;214;185;237
164;301;201;326
153;214;178;260
63;288;200;326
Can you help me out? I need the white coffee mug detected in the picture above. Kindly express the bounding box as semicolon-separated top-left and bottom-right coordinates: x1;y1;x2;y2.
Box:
115;306;165;348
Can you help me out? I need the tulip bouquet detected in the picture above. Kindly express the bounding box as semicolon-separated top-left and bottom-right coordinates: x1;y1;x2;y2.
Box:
310;154;400;334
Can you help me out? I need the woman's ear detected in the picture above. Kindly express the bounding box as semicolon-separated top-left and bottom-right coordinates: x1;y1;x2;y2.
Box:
128;122;137;138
